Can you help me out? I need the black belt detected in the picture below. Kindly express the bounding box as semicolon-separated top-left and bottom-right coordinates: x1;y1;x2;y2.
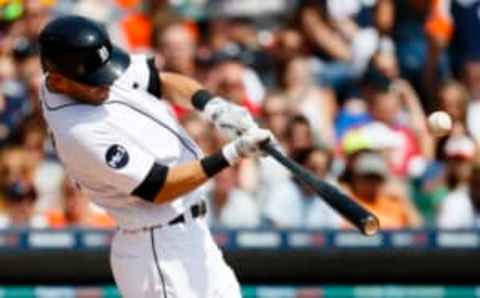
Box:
120;201;207;234
168;200;207;226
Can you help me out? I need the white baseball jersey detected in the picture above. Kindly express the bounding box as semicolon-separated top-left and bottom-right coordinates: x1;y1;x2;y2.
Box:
40;55;206;229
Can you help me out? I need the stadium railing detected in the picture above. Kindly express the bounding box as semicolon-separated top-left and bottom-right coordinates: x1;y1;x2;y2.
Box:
0;229;479;284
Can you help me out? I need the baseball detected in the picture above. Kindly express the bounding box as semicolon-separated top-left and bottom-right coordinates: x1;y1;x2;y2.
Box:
428;111;452;137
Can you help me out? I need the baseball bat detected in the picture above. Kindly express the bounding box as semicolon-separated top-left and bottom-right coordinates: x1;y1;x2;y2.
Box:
261;143;380;236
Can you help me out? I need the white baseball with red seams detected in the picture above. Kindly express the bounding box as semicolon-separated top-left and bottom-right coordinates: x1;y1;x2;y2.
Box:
428;111;453;137
40;55;241;298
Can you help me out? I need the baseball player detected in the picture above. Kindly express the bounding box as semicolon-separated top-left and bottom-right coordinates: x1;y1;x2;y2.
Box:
38;16;272;298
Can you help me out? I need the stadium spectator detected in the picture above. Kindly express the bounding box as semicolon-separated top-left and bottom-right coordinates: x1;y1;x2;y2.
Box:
151;21;202;118
447;0;480;79
361;77;430;176
444;135;476;191
438;80;469;132
252;95;293;201
285;114;316;153
181;114;218;155
154;22;197;77
261;93;292;147
15;115;64;212
205;51;265;117
299;0;392;94
207;166;260;228
340;121;401;158
277;56;337;147
0;181;46;228
294;0;360;94
424;0;480;140
0;146;49;228
341;151;421;229
0;146;35;187
438;162;480;229
262;146;340;228
3;0;480;235
0;85;31;145
270;28;306;67
12;0;52;42
434;80;470;157
335;98;370;141
45;178;115;229
225;17;276;85
410;161;448;227
117;10;153;52
391;0;431;93
15;49;43;114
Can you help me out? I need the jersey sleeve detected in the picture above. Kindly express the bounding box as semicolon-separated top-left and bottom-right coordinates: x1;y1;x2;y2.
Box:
60;122;156;197
124;55;162;99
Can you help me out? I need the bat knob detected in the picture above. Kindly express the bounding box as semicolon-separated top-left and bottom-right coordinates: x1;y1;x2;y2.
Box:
362;215;380;236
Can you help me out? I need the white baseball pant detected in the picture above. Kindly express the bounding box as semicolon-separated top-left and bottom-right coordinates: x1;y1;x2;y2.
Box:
110;215;242;298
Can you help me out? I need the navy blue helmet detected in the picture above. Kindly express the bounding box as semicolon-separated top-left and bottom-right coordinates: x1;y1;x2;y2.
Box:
38;15;130;86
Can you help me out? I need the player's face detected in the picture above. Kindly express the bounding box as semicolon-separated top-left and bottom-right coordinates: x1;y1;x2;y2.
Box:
48;74;110;104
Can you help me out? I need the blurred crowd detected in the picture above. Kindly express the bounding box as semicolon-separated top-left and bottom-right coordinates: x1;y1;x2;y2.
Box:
0;0;480;231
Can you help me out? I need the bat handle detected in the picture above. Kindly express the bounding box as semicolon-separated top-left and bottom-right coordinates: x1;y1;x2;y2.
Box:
261;142;380;236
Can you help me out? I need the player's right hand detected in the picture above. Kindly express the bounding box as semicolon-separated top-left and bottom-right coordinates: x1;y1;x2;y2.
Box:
222;128;273;164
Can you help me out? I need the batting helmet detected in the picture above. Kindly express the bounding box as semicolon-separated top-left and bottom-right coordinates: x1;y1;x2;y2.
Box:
38;15;130;86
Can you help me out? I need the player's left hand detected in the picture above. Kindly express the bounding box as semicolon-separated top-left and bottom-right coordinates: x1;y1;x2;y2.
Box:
203;97;258;140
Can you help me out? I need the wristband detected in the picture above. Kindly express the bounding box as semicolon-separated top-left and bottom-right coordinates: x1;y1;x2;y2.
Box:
200;150;230;177
192;89;214;111
221;142;242;165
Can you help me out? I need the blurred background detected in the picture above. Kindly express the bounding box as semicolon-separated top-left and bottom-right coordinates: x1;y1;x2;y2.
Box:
1;0;480;297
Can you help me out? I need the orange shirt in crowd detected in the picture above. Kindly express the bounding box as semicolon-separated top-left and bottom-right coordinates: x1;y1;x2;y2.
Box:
343;195;415;230
120;13;153;51
425;0;453;44
45;209;116;229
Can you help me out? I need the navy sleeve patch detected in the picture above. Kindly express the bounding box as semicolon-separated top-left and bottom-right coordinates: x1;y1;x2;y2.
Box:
106;145;129;169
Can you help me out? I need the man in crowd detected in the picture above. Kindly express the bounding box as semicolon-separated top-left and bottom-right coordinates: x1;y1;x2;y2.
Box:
263;146;340;228
344;151;420;229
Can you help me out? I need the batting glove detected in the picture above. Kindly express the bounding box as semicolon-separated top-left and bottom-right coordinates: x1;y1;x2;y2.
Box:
222;128;273;165
203;97;259;140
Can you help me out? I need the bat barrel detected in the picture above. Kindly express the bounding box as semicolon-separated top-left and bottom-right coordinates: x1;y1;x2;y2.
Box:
261;143;380;236
315;182;380;236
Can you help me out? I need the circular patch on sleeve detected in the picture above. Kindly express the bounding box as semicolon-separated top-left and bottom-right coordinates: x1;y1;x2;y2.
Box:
105;145;129;169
